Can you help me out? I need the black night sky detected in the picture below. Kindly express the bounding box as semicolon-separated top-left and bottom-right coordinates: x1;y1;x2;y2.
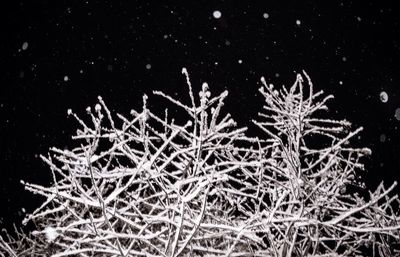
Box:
1;1;399;230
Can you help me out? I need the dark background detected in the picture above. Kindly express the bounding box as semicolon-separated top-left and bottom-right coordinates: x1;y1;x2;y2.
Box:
1;1;399;231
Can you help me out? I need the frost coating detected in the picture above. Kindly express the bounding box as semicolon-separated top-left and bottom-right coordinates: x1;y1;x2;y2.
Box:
94;103;101;112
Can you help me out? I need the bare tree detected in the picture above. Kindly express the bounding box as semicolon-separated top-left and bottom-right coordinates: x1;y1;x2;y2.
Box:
1;69;399;257
251;72;400;256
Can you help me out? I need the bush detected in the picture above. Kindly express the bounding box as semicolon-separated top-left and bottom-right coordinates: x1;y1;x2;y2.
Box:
1;69;399;256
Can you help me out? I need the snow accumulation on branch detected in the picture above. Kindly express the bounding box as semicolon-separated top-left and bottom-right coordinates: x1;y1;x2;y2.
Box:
1;69;400;257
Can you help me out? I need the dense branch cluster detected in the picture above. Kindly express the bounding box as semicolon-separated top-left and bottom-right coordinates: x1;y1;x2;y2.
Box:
1;69;400;256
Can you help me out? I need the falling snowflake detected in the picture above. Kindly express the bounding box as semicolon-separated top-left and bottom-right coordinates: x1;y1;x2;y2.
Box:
379;91;388;103
63;76;69;82
238;59;243;64
296;20;301;25
395;108;400;121
380;134;386;143
213;10;222;19
21;42;29;51
146;64;152;70
263;13;269;19
44;226;58;242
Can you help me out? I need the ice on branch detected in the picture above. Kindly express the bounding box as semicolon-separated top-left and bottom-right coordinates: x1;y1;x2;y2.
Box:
1;70;400;257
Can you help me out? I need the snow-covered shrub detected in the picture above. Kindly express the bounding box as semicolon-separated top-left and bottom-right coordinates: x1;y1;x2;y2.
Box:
1;69;399;257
